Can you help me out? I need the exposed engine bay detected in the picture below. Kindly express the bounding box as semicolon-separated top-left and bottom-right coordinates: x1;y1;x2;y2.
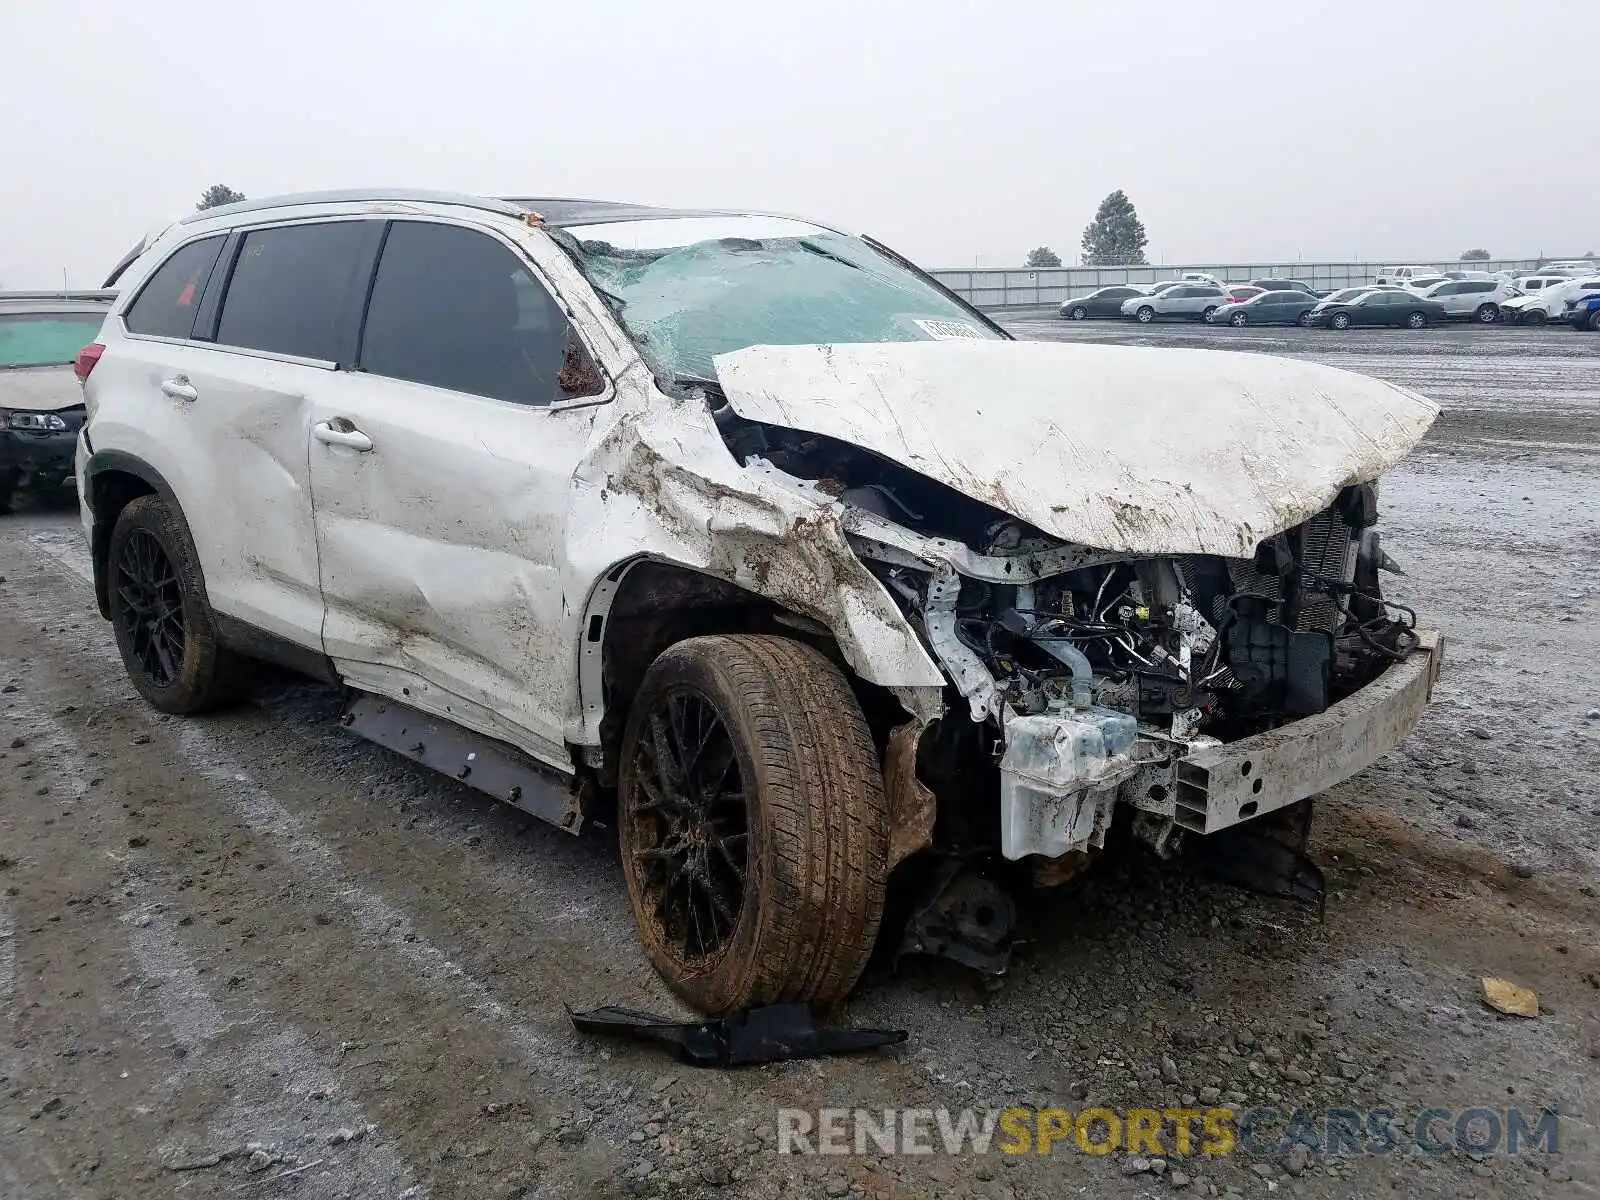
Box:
715;404;1427;864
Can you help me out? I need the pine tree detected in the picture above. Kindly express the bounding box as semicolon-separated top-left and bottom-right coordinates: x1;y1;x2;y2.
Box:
196;184;247;211
1080;191;1149;267
1025;246;1063;268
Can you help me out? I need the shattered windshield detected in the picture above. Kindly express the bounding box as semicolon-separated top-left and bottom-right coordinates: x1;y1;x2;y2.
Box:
0;313;106;369
551;215;1001;383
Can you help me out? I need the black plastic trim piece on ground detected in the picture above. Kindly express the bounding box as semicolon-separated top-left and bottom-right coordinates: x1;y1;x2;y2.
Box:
567;1002;907;1067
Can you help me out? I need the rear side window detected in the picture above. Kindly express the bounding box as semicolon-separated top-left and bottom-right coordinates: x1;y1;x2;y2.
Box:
1464;281;1494;293
215;222;372;362
124;236;225;339
358;221;599;406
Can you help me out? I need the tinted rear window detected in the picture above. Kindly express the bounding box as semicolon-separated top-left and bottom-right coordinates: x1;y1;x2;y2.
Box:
215;222;372;362
124;236;225;339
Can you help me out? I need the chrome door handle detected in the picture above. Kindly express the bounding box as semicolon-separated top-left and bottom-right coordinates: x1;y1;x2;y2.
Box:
312;420;373;452
160;376;198;402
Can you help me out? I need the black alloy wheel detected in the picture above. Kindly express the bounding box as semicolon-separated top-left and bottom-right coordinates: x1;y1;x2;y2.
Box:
625;685;750;962
115;527;187;688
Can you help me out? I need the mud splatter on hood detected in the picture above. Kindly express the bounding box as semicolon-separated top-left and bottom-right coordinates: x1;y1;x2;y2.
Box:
713;340;1439;557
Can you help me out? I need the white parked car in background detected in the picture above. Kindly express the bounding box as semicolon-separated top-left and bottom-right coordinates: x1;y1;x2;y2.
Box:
1500;275;1600;325
1419;278;1519;322
1375;265;1441;286
1511;274;1573;294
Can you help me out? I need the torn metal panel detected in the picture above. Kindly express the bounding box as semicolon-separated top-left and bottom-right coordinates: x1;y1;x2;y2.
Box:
566;389;946;744
883;720;936;870
713;340;1440;558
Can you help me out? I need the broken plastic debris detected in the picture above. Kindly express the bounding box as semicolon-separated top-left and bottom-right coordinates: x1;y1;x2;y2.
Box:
567;1002;907;1067
1480;976;1539;1017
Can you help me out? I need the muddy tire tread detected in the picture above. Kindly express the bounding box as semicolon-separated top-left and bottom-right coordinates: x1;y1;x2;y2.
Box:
622;634;887;1014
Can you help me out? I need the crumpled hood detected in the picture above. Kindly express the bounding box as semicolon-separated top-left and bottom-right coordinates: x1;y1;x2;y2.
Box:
713;340;1439;558
0;366;83;412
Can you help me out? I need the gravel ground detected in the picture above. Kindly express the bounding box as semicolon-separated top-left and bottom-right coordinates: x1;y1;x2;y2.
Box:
2;319;1598;1198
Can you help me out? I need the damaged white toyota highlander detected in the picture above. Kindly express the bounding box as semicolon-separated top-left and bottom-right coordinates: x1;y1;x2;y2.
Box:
75;191;1441;1015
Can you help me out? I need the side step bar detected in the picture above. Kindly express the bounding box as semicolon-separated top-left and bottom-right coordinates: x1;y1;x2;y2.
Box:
341;694;586;833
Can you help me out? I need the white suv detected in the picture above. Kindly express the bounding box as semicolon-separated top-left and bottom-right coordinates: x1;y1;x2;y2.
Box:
1417;277;1518;322
75;190;1442;1015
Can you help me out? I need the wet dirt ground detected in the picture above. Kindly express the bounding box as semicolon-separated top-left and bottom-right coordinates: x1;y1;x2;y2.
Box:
3;320;1598;1199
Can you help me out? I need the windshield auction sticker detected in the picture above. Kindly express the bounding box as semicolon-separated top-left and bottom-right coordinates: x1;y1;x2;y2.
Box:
913;318;987;340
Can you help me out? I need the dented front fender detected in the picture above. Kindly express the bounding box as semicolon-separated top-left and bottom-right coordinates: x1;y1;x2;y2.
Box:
563;387;945;746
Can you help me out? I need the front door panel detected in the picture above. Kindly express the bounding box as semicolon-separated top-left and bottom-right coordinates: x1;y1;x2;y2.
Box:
308;377;601;762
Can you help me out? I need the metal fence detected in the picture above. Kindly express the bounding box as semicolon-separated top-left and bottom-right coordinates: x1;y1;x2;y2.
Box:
930;259;1548;310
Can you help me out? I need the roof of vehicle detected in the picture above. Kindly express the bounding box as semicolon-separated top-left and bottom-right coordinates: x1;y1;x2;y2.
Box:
174;190;778;230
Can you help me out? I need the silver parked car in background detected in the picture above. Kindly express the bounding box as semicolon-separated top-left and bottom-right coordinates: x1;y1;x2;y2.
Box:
1120;282;1228;323
1419;278;1518;323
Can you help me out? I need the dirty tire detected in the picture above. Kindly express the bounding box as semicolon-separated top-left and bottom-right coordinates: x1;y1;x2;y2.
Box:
1475;303;1498;323
1523;309;1545;326
1405;310;1428;329
107;494;247;714
618;634;888;1016
1330;311;1352;330
1135;306;1155;323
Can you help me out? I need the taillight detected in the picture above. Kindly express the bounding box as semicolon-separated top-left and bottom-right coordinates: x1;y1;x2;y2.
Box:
74;343;104;382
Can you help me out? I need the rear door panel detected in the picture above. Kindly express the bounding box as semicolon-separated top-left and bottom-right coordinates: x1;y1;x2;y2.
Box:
92;232;331;645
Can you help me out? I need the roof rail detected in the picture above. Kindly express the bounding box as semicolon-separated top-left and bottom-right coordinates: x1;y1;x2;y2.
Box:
179;189;533;225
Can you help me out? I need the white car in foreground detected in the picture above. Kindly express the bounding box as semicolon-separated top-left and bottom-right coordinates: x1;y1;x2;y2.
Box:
77;190;1442;1015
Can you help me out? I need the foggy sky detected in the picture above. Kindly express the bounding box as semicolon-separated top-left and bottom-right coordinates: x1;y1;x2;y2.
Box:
2;0;1595;288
